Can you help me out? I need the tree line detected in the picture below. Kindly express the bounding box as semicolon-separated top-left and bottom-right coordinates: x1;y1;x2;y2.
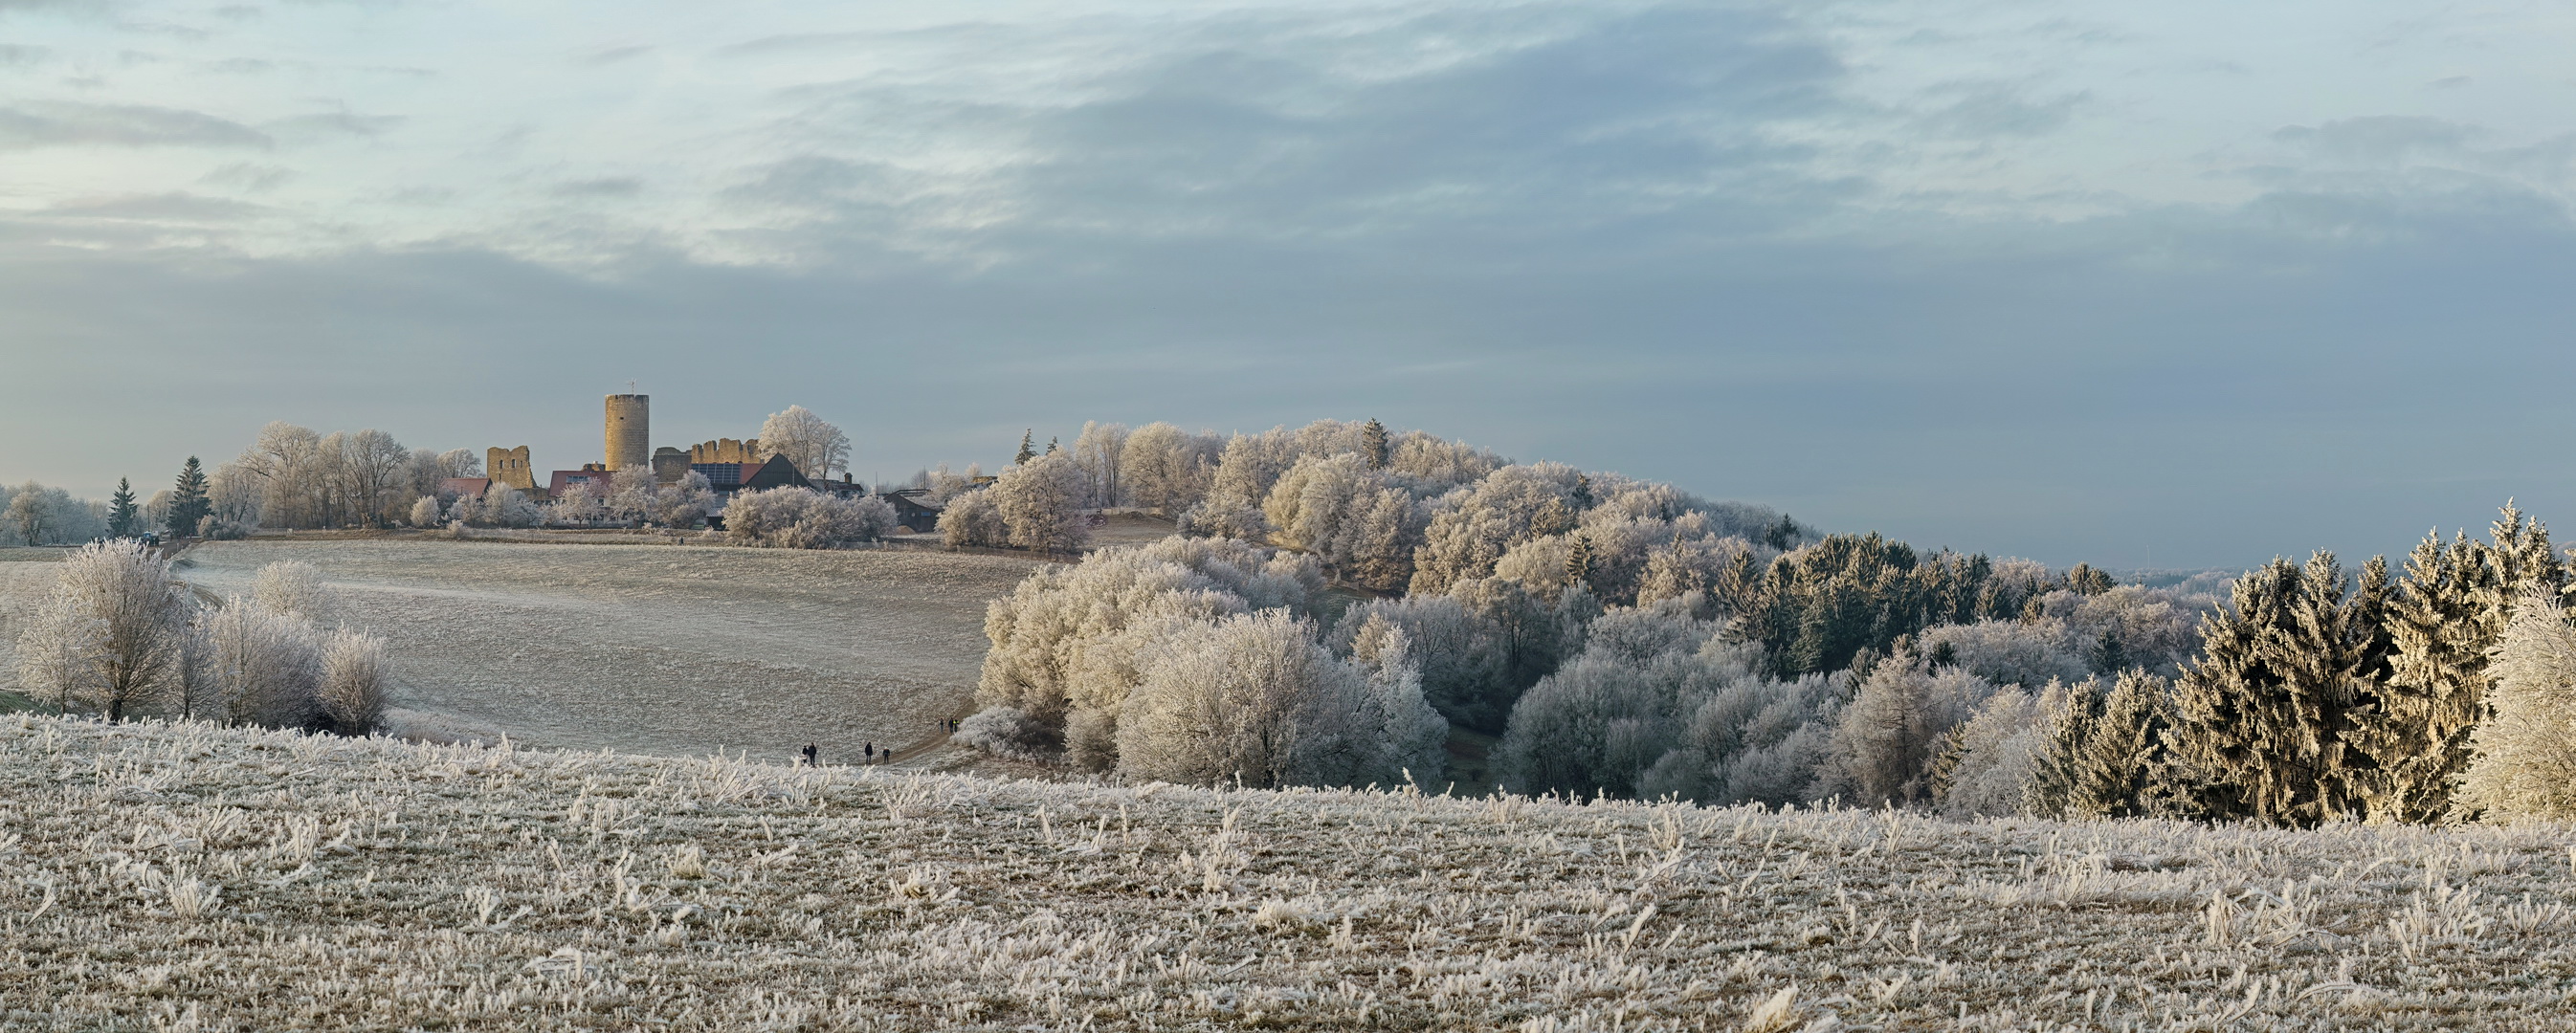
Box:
948;416;2576;825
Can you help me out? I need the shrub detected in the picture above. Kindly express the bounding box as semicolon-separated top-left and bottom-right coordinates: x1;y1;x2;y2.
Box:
11;540;194;720
317;629;390;736
951;706;1060;763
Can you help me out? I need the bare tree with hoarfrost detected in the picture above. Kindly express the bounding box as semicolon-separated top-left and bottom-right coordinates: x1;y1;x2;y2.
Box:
196;601;324;729
1072;421;1130;508
938;488;1008;548
12;540;196;720
318;629;390;736
2458;591;2576;821
722;487;895;548
251;560;342;626
1261;453;1424;591
757;406;851;481
1115;610;1437;789
407;495;444;529
480;484;542;528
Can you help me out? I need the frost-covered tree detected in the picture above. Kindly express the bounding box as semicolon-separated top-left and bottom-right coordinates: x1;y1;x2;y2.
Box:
2458;591;2576;821
251;560;341;626
206;461;264;526
990;452;1091;553
1930;686;2048;818
1495;604;1720;799
13;540;195;720
317;629;390;736
167;457;211;538
1014;429;1037;467
1120;423;1220;516
1410;463;1590;596
1327;595;1509;731
197;601;324;729
938;488;1008;548
1072;421;1131;508
3;488;53;546
757;405;851;481
1359;419;1389;470
1918;619;2093;690
480;485;541;528
2166;552;2388;826
1115;611;1434;789
544;479;603;526
2027;671;2173;819
333;429;411;527
1263;453;1423;591
2356;506;2565;823
722;487;896;548
407;495;444;530
234;422;324;528
971;537;1321;770
1814;648;1997;807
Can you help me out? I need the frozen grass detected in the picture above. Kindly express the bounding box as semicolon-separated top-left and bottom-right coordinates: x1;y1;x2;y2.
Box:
7;714;2576;1031
163;540;1043;762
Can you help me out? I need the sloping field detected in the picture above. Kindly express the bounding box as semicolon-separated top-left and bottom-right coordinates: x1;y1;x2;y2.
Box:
172;539;1044;761
5;715;2575;1031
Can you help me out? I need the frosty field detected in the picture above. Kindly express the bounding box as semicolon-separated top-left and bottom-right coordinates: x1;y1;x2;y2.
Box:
6;714;2576;1031
153;538;1046;762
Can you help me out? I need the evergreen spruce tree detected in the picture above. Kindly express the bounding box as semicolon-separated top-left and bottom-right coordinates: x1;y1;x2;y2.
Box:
1360;419;1390;470
2066;562;2115;595
2166;553;2387;825
1565;533;1592;592
1014;430;1036;466
166;457;211;538
2030;672;2173;819
105;478;140;538
1045;436;1060;457
2356;505;2566;822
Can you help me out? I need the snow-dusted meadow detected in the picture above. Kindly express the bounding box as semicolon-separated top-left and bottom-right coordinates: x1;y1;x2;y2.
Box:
155;539;1043;761
4;714;2574;1030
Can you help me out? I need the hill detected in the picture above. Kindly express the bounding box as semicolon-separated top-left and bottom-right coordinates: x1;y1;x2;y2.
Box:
5;714;2573;1030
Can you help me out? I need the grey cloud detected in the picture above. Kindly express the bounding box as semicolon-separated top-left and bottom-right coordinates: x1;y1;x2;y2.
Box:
2275;116;2477;164
200;162;296;191
266;111;406;137
552;176;643;198
0;101;271;150
1916;81;2086;138
0;44;50;66
579;44;652;64
43;192;271;220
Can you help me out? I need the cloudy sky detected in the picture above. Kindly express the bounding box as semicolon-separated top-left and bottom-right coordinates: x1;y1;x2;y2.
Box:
4;0;2573;569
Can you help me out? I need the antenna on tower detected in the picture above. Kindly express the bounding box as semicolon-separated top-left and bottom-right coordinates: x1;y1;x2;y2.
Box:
629;379;636;393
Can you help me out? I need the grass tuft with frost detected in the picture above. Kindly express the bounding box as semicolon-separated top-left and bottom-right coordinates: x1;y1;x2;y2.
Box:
5;714;2575;1030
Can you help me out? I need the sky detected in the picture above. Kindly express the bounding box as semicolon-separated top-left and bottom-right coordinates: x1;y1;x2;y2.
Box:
4;0;2575;570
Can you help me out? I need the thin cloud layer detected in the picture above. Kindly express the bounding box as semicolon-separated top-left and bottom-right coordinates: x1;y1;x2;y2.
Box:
1;0;2573;568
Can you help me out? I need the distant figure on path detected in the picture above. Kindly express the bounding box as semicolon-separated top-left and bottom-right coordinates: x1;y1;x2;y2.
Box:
800;744;818;767
865;742;875;761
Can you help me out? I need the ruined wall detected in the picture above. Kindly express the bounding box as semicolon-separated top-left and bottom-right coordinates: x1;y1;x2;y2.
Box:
652;448;689;484
487;446;535;491
688;438;762;464
606;394;650;472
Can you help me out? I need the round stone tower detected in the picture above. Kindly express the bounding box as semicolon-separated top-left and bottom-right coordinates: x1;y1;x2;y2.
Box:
605;393;650;472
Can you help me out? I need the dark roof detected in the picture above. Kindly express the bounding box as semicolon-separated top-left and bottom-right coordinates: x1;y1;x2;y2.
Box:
546;470;611;498
440;477;491;497
742;453;811;491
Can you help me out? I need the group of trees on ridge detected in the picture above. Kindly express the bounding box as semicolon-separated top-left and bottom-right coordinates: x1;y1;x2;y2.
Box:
949;417;2576;826
0;406;896;551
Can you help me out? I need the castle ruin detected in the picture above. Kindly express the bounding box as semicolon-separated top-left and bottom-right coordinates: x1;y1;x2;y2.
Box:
688;439;761;464
486;446;535;491
606;394;650;472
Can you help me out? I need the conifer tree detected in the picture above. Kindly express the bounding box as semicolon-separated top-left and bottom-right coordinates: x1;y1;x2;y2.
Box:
105;478;140;538
2030;671;2173;819
1014;430;1036;466
2357;505;2567;822
1045;436;1060;457
1565;533;1592;592
2066;562;2115;595
2165;552;2387;825
166;457;211;538
1360;419;1390;470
